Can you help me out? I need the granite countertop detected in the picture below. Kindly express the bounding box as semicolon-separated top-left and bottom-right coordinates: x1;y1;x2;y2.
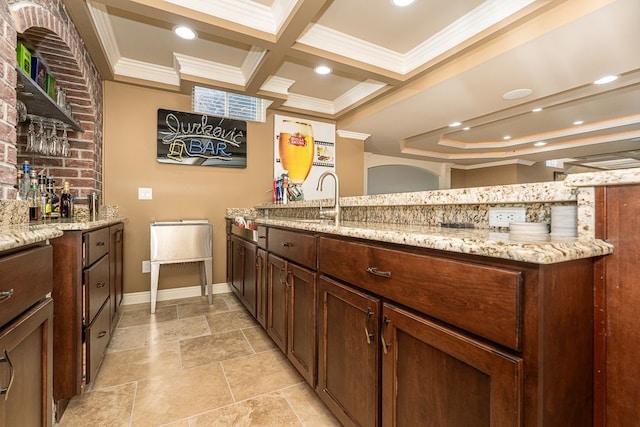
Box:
251;217;614;265
0;217;126;253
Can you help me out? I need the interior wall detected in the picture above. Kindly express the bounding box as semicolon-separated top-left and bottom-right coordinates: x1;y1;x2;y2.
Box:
103;80;363;294
451;162;558;188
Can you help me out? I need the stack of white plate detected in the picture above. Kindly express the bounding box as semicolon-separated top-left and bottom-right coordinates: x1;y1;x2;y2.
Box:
509;221;549;237
550;206;577;237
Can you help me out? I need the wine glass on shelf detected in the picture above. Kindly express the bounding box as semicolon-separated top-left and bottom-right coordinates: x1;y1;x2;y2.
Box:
36;117;46;154
48;122;59;156
26;118;36;152
61;124;70;157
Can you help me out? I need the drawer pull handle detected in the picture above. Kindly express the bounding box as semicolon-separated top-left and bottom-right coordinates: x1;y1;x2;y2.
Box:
0;350;14;400
366;267;391;278
364;308;374;345
96;241;106;247
0;289;13;302
281;242;294;247
381;316;390;355
97;331;107;338
96;281;106;288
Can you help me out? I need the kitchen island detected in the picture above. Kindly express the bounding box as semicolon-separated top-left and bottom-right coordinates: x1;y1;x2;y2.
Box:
226;168;640;426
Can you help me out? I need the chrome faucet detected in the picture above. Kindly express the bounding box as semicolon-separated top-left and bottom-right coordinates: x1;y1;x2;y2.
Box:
316;171;340;226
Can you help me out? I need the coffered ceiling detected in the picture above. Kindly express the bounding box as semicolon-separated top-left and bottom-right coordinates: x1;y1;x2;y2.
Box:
63;0;640;170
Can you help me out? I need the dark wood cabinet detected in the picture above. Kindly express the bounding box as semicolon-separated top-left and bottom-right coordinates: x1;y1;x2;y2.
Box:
266;253;287;353
255;248;268;328
594;184;640;426
109;223;124;325
0;243;54;427
230;235;257;316
286;262;316;385
0;299;54;427
381;302;522;427
51;222;123;421
317;276;381;427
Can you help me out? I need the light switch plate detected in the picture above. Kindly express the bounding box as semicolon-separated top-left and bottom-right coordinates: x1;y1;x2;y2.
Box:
138;187;152;200
142;260;151;273
488;207;526;227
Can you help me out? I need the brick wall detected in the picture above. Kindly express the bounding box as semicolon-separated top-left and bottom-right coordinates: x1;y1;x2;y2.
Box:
0;0;102;200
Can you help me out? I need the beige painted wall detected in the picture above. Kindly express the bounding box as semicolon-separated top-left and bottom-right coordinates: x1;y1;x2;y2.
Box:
451;162;556;188
103;81;363;294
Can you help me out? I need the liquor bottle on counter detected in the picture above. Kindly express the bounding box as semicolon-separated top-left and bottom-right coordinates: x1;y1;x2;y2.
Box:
60;181;72;218
46;177;59;218
26;175;41;221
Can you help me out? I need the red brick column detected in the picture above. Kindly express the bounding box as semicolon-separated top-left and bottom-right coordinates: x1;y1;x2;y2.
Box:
1;0;102;200
0;1;18;199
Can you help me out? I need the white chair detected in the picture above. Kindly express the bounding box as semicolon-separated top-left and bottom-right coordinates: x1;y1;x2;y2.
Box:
149;220;213;313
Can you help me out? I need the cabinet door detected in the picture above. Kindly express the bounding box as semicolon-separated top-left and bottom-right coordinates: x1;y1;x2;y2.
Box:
0;299;53;427
287;263;317;386
230;236;244;299
256;248;268;328
242;241;257;317
266;254;287;353
109;223;124;323
317;276;381;427
381;303;522;427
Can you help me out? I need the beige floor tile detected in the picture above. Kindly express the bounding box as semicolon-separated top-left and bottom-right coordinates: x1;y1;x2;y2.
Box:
92;341;182;389
157;295;207;307
189;393;302;426
281;383;342;427
57;383;135;427
177;296;231;319
180;330;254;369
147;315;211;345
131;363;233;426
119;305;178;327
107;324;149;353
221;293;244;310
242;326;277;353
206;309;258;334
159;420;190;427
222;349;303;401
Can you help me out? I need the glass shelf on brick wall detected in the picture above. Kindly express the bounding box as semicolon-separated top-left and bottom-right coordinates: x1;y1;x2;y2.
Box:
16;67;83;132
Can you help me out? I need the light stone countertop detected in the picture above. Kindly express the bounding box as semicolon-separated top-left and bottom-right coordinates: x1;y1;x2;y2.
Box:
0;217;126;253
253;217;614;265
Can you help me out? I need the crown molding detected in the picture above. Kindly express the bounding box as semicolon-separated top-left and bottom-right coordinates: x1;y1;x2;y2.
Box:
85;0;121;70
241;47;267;80
174;53;246;86
333;80;387;113
260;76;295;95
114;58;179;87
284;93;335;115
164;0;277;33
297;24;405;74
336;130;370;141
450;159;536;170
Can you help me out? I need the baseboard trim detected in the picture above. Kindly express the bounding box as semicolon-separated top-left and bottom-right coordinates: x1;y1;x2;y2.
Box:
122;282;231;305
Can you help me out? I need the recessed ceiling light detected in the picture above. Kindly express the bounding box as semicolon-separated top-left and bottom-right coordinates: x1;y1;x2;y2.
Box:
449;121;462;127
532;107;543;112
503;135;511;140
573;120;584;125
392;0;415;6
594;75;618;85
534;141;547;147
463;127;470;131
502;88;532;100
174;26;197;40
314;65;332;75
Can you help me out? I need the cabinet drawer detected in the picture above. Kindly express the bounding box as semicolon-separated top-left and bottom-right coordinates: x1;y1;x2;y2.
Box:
85;302;110;384
268;228;316;269
83;227;109;267
318;237;523;351
0;245;52;328
84;254;110;324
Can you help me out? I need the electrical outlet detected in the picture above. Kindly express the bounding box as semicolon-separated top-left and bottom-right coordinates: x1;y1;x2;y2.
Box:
488;207;526;227
142;260;151;273
138;187;153;200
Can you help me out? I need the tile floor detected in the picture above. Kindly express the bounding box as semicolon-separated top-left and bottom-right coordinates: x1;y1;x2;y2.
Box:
57;293;341;427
